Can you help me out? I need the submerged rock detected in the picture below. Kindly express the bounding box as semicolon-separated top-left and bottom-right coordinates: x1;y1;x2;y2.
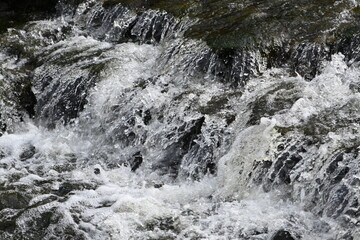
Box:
19;145;36;161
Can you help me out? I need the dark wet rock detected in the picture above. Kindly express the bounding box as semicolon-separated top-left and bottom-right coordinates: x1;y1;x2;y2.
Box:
94;0;360;85
53;162;77;173
0;149;5;159
337;231;356;240
106;124;138;148
1;1;359;238
0;117;6;137
290;43;331;80
153;183;163;188
179;144;217;180
127;10;177;44
267;148;303;186
332;166;350;184
271;230;295;240
350;177;360;186
14;81;37;119
248;82;301;126
324;183;350;218
336;33;360;65
224;114;236;126
0;191;31;210
199;95;229;115
129;151;143;172
109;0;359;49
0;24;76;131
33;211;57;230
27;195;59;210
55;182;97;197
2;1;359;131
75;2;178;44
56;183;74;196
193;48;259;87
94;168;100;175
35;75;94;128
154;116;205;176
49;154;77;173
178;117;205;152
33;61;105;128
143;109;152;125
327;153;344;174
251;160;273;185
19;144;36;161
216;49;258;87
144;216;180;234
19;209;77;240
304;100;360;138
245;132;359;228
0;204;88;239
286;154;303;169
76;3;135;42
98;199;116;208
69;2;257;85
0;209;21;232
281;143;358;222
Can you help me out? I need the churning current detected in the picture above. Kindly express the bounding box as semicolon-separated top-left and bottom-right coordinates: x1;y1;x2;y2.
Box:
0;0;359;239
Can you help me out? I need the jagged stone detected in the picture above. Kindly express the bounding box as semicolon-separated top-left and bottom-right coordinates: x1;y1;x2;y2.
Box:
154;116;205;176
130;151;143;171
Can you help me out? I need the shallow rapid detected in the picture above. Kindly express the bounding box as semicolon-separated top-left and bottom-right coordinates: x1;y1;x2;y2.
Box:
0;0;359;239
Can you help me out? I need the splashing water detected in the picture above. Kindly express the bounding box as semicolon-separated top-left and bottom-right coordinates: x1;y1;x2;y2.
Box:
0;1;359;239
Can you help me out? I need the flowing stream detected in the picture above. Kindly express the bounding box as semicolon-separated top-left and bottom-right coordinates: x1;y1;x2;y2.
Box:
0;0;359;239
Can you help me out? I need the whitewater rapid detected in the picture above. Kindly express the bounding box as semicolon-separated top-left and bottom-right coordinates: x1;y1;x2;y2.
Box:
0;1;359;239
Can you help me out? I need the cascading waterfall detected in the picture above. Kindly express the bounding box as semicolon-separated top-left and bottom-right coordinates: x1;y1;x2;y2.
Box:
0;0;359;239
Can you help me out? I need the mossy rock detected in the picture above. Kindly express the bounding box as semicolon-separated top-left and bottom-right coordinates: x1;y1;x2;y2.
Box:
103;0;360;50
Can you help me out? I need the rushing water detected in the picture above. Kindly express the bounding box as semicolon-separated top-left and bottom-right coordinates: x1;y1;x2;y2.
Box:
0;0;360;239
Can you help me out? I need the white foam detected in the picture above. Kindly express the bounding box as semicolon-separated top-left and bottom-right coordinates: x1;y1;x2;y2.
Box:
0;25;357;239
